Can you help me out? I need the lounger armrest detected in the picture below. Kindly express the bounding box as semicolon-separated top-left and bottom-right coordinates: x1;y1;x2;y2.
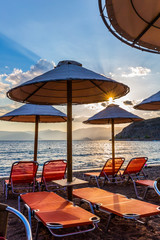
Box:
123;213;139;220
89;216;100;224
46;223;63;229
94;203;102;211
154;177;160;196
45;215;99;238
6;206;32;240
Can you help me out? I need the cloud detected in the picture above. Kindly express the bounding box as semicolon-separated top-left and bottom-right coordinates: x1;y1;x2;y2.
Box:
121;66;151;78
73;116;88;122
5;59;55;87
0;81;10;98
101;102;107;108
30;59;55;73
123;100;133;106
0;102;22;115
0;73;7;80
0;59;55;100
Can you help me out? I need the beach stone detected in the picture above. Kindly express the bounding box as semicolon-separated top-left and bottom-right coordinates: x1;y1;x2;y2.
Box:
1;166;160;240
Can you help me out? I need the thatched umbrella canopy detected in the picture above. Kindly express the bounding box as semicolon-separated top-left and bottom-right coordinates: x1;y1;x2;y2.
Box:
134;91;160;110
98;0;160;54
84;104;143;175
7;60;129;200
0;104;67;161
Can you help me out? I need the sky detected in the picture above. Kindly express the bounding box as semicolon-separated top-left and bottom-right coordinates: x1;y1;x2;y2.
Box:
0;0;160;133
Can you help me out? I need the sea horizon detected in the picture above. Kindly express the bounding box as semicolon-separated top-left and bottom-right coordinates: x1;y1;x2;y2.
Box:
0;140;159;176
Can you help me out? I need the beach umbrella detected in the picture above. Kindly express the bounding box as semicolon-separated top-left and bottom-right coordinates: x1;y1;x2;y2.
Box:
0;104;67;162
84;104;143;175
98;0;160;54
7;60;129;200
134;91;160;110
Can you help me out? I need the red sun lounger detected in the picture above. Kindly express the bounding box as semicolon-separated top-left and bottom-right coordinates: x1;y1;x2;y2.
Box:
134;177;160;199
37;159;67;191
118;157;148;182
3;161;38;199
84;158;125;187
73;187;160;231
133;179;155;199
18;191;99;238
0;203;32;240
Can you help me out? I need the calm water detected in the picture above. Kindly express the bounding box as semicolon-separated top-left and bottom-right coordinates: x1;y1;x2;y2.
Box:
0;140;159;176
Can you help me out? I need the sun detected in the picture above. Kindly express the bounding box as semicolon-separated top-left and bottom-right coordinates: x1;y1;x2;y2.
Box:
108;97;113;104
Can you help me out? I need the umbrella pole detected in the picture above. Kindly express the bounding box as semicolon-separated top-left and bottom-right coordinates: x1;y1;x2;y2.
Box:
34;115;39;162
67;80;73;201
111;119;115;177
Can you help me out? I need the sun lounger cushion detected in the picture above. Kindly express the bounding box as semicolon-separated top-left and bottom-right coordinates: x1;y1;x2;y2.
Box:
73;187;160;219
20;191;99;238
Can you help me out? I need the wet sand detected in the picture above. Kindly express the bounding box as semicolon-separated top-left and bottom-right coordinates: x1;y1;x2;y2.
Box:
1;165;160;240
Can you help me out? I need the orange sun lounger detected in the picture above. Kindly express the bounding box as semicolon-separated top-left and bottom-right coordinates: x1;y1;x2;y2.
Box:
3;161;38;199
133;179;159;199
18;191;100;238
37;159;67;191
118;157;148;182
84;158;125;187
73;187;160;231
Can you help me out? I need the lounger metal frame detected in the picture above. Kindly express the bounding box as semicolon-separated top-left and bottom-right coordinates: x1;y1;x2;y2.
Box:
73;187;160;232
18;192;100;239
154;177;160;196
33;214;99;238
3;161;38;199
84;158;125;188
118;157;148;183
78;195;144;231
133;179;155;199
0;203;32;240
37;159;67;191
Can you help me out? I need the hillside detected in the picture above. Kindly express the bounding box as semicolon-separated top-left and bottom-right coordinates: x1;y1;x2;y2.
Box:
0;127;119;141
115;117;160;141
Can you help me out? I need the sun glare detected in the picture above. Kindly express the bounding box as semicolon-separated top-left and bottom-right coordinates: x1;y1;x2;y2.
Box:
108;97;113;104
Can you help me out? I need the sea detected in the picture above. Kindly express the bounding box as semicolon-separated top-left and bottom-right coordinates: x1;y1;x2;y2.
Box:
0;140;159;176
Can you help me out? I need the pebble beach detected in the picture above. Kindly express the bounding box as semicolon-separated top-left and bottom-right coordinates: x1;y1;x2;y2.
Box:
1;165;160;240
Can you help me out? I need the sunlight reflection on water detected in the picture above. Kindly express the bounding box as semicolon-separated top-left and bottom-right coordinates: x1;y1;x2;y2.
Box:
0;140;159;175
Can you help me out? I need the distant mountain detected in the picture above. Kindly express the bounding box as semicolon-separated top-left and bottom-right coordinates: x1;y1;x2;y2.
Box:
0;127;120;141
0;131;34;140
39;127;111;140
39;130;66;140
73;127;110;140
115;117;160;141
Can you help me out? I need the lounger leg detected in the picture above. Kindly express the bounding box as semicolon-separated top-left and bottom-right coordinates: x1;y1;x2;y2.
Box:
37;181;41;192
142;187;150;199
133;181;149;200
105;213;115;232
3;180;5;194
95;177;100;188
83;173;86;180
103;175;110;186
5;184;8;200
23;204;32;229
18;196;21;211
80;199;95;214
34;221;42;240
133;181;140;199
141;169;148;178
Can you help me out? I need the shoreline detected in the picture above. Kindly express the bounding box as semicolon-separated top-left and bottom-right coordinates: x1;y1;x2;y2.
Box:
1;162;160;179
1;165;160;239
